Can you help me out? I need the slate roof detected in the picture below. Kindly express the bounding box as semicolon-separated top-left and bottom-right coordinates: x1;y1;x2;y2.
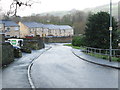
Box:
43;24;73;30
0;20;19;27
22;21;73;30
56;25;72;30
22;22;43;28
43;24;57;29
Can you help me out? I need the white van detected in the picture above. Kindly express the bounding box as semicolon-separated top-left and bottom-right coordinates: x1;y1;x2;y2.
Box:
8;39;23;47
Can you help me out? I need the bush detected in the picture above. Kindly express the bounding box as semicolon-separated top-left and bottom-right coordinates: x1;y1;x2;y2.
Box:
1;43;14;66
14;48;22;58
72;35;85;46
21;46;31;53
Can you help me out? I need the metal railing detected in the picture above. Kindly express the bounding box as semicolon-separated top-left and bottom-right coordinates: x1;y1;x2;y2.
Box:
83;47;120;57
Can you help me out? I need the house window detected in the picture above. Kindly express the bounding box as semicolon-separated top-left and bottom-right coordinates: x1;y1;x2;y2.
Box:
60;30;62;34
6;27;10;32
0;24;3;29
14;27;19;30
49;30;51;33
30;29;32;33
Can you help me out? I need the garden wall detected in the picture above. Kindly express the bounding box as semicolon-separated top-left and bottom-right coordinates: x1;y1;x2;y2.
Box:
44;36;72;43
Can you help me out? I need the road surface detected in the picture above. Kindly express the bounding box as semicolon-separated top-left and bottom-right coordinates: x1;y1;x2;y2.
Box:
1;47;49;88
31;43;118;88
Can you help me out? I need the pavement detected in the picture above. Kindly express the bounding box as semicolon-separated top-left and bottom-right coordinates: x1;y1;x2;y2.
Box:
72;49;120;69
1;45;51;88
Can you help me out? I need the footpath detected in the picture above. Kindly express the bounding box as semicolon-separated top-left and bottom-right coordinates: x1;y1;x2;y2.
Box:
1;45;51;88
72;49;120;69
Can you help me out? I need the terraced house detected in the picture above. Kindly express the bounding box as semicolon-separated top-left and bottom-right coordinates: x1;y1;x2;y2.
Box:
42;24;74;36
18;22;44;38
0;20;20;38
18;21;74;38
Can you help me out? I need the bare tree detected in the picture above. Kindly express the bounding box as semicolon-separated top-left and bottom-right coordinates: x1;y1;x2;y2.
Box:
7;0;40;16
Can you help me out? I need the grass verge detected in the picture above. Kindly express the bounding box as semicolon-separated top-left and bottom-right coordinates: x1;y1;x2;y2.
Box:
64;44;120;62
86;52;120;62
64;44;85;49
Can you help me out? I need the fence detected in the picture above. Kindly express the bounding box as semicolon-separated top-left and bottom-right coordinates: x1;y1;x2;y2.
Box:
83;47;120;57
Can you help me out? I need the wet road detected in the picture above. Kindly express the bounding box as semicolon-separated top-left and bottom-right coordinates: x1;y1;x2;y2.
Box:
1;46;50;88
31;43;118;88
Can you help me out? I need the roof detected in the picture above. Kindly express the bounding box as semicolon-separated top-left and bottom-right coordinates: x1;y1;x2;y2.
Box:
0;20;19;27
43;24;73;30
22;21;73;30
22;22;43;28
43;24;57;29
56;25;73;30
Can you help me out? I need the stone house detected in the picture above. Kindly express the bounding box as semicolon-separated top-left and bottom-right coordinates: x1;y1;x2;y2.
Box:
18;22;44;38
0;20;20;38
43;24;74;37
54;25;74;36
18;21;74;38
43;24;57;36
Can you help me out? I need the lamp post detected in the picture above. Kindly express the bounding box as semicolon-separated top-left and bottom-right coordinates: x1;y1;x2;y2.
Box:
109;0;112;62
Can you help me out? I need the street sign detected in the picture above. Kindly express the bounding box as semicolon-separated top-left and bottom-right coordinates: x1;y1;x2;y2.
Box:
109;27;112;31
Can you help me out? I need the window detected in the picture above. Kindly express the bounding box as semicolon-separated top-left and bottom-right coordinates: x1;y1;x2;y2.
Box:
30;29;32;33
14;27;19;30
6;27;10;32
0;25;2;29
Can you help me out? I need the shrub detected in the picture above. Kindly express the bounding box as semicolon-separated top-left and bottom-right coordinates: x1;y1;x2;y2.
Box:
1;43;14;66
21;46;31;53
72;35;85;46
14;48;22;58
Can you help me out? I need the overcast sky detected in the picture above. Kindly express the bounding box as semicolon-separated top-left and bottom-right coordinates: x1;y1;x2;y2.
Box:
0;0;119;16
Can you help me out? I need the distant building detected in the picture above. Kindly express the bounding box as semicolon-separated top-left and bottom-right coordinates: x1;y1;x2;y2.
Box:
57;25;74;36
0;20;20;38
18;22;44;38
42;24;74;37
42;24;57;36
18;21;74;38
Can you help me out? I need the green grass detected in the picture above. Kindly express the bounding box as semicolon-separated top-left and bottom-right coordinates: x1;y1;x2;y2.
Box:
64;44;85;49
87;52;120;62
64;44;120;62
64;44;72;46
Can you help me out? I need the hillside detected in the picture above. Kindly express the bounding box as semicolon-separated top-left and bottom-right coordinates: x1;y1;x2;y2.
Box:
39;9;79;17
39;3;119;19
84;3;119;19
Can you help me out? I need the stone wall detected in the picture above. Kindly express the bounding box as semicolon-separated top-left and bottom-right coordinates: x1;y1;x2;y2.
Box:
44;36;72;43
23;37;45;50
0;42;14;66
0;34;5;42
0;34;14;67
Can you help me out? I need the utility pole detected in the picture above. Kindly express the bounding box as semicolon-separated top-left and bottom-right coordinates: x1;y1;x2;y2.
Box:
109;0;112;62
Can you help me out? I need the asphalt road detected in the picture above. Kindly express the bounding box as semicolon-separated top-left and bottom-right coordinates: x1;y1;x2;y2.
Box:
1;48;48;88
31;43;119;88
1;43;119;88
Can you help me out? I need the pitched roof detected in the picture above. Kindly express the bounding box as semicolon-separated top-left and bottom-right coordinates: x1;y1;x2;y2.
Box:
56;25;73;30
43;24;73;30
22;21;73;30
0;20;19;27
43;24;57;29
22;22;43;28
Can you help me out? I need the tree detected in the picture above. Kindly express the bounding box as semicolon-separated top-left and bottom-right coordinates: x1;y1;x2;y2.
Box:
84;12;118;49
7;0;40;16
